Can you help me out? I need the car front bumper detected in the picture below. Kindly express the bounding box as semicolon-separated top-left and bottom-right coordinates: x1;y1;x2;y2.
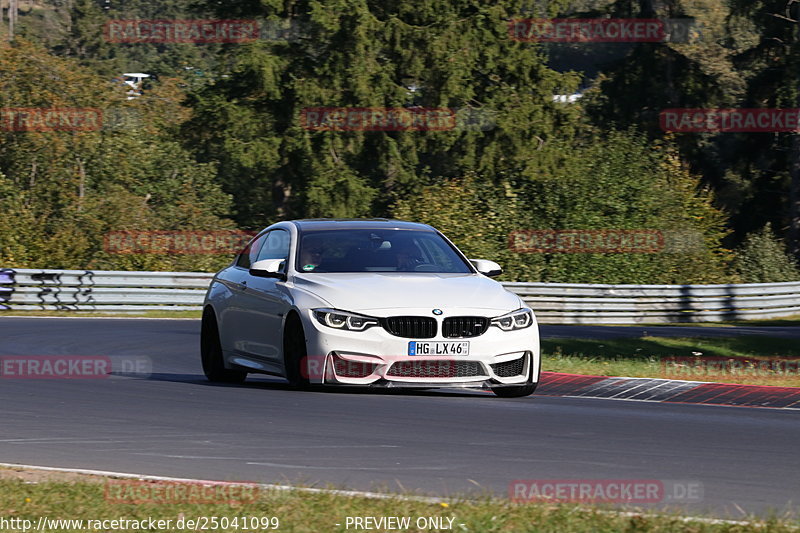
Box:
300;308;540;388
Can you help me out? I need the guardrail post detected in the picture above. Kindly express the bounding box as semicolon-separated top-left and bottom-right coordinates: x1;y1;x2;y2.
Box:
0;268;14;310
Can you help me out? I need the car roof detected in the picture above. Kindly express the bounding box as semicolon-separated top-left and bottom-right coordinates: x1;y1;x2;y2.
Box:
290;219;436;232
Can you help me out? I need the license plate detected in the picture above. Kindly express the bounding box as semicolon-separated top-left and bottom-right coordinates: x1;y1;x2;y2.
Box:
408;341;470;356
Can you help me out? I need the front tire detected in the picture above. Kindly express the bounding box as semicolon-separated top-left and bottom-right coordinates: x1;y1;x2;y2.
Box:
201;309;247;384
283;314;310;389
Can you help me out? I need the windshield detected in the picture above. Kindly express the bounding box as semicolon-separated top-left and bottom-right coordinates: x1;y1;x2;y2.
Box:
296;229;473;274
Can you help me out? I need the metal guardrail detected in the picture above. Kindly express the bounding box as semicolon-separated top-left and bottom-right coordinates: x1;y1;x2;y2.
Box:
1;269;800;323
504;281;800;324
0;269;212;312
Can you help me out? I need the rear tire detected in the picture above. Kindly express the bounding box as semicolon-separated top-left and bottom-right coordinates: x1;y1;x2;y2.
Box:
201;309;247;384
283;314;310;389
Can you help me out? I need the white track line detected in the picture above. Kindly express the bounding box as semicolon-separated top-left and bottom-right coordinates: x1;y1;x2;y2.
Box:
551;393;800;410
0;462;789;528
0;462;439;503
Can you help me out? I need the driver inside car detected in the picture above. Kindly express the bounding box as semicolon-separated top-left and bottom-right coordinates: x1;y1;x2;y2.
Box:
300;238;325;271
394;242;423;271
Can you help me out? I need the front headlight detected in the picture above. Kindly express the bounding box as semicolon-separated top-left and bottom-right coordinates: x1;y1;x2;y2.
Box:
491;308;533;331
313;308;379;332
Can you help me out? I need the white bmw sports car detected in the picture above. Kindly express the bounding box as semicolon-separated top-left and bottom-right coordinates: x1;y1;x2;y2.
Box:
201;219;540;397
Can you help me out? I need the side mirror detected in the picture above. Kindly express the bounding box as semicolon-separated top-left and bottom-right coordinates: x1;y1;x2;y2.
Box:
469;259;503;278
250;259;287;281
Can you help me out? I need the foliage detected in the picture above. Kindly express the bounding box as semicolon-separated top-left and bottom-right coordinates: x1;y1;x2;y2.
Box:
0;39;235;271
391;173;539;280
580;0;800;250
185;0;581;226
2;0;798;286
731;223;800;283
720;0;800;245
394;130;731;283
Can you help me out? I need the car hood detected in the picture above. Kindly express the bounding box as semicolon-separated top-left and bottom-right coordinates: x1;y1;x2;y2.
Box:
291;272;521;314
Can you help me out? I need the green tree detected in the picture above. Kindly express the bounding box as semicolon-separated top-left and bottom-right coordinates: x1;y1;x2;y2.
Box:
394;130;731;283
582;0;740;137
731;223;800;283
724;0;800;258
43;0;224;79
185;0;581;226
56;0;118;74
580;0;800;259
0;39;235;271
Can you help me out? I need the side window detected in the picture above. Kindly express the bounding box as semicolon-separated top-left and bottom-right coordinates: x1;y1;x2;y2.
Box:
235;233;268;269
255;229;291;270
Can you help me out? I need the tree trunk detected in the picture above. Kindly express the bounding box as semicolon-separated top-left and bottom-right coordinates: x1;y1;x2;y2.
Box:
790;6;800;261
8;0;17;41
76;157;86;212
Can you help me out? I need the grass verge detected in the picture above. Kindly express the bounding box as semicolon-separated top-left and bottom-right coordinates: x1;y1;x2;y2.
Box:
628;315;800;327
0;469;797;532
542;336;800;387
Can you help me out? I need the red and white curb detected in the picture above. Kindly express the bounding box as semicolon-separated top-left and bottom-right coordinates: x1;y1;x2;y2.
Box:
537;372;800;409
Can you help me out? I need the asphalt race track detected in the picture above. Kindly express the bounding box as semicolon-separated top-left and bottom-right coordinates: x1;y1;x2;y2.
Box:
1;317;798;520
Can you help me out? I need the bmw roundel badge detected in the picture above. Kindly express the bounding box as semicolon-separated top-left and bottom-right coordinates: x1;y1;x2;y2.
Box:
432;309;443;315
